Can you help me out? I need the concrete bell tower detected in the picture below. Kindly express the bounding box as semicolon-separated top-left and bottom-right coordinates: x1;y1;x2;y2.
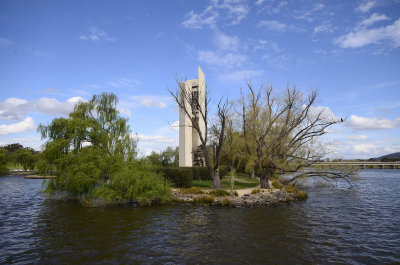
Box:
179;66;206;167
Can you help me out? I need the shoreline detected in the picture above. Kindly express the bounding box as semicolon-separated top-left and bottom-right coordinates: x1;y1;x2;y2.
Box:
3;174;307;207
1;172;56;179
171;188;307;207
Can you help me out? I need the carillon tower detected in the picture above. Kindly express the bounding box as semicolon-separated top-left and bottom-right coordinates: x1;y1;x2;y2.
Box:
179;66;206;167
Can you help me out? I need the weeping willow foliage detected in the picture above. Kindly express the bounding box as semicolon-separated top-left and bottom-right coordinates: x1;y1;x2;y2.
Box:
39;92;170;204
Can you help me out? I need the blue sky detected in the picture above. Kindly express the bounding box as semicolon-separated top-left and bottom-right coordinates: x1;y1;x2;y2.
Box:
0;0;399;159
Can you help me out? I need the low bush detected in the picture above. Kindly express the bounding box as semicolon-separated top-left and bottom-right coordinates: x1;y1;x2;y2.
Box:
284;184;308;200
192;166;211;180
285;184;296;193
295;190;308;200
272;180;283;189
180;187;204;194
209;189;230;197
158;167;193;188
193;194;215;204
219;165;229;178
220;197;231;206
93;165;171;204
251;189;260;194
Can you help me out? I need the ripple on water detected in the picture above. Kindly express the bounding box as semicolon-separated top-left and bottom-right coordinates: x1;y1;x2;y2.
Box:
1;171;400;264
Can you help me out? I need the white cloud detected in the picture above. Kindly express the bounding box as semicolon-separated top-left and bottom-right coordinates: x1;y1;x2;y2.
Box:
217;0;249;25
255;0;265;6
182;0;248;29
347;134;369;140
345;115;400;130
67;97;85;105
267;1;288;14
80;26;116;42
293;3;324;22
0;37;13;47
308;106;339;121
198;50;247;68
261;53;294;69
257;20;287;31
107;78;141;89
0;97;85;121
326;138;400;159
129;96;168;109
137;134;178;156
253;39;283;52
182;6;218;29
313;22;335;34
352;143;379;154
336;18;400;48
138;134;177;143
359;13;389;27
215;32;240;51
0;117;35;135
218;69;264;81
33;97;85;115
170;121;179;131
117;107;132;116
356;1;377;13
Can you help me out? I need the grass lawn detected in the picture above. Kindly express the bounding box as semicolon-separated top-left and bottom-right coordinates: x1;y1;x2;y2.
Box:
192;173;260;190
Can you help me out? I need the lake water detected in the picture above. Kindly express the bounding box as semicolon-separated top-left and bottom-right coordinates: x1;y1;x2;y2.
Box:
1;169;400;264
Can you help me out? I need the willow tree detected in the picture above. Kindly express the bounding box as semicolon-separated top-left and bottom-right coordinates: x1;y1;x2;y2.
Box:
35;93;171;203
240;82;353;189
38;93;136;159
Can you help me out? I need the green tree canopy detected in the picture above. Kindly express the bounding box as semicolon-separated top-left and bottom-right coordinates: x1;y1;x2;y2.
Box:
12;148;37;171
38;92;170;204
0;148;9;174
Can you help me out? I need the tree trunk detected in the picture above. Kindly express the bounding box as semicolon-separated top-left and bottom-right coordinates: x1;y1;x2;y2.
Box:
212;168;222;188
260;168;271;189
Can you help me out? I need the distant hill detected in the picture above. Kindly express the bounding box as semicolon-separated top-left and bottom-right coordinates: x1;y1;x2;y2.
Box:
370;152;400;161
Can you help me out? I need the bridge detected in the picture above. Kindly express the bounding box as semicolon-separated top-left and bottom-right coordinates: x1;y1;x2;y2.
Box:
316;161;400;169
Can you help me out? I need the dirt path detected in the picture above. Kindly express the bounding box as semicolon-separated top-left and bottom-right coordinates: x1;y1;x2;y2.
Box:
235;180;272;196
235;186;260;196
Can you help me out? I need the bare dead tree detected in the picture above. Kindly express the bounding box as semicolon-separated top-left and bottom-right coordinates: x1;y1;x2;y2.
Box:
240;81;354;188
209;98;229;187
168;78;228;188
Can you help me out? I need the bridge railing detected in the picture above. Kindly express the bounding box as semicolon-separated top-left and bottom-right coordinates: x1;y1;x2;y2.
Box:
315;162;400;169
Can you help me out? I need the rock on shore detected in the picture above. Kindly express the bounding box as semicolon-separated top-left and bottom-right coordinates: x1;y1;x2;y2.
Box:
172;188;305;207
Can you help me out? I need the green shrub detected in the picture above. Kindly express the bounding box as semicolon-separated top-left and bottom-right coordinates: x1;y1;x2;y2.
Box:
272;180;283;189
96;165;171;204
193;194;215;204
192;166;211;180
285;184;296;193
295;190;308;200
220;197;231;206
251;189;260;194
283;184;308;200
219;165;229;178
232;190;238;196
0;149;9;175
180;187;204;194
158;167;193;188
209;189;230;197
